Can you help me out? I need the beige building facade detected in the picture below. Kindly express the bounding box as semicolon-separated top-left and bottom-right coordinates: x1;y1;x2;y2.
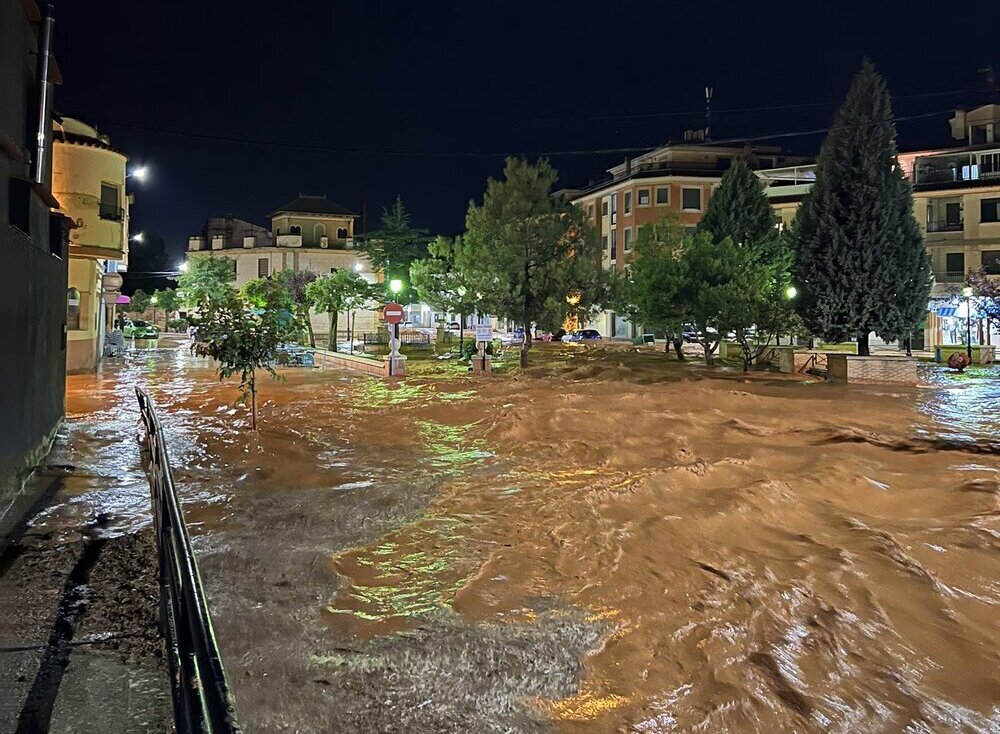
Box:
52;117;130;372
188;196;379;339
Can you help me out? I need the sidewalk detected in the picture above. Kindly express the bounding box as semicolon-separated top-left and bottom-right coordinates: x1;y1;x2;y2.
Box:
0;436;171;731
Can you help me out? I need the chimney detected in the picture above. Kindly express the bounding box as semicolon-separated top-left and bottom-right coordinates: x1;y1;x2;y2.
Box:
243;236;255;249
211;235;224;250
188;236;205;252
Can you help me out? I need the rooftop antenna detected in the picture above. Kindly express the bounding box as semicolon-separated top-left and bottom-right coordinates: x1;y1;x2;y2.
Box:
705;86;714;141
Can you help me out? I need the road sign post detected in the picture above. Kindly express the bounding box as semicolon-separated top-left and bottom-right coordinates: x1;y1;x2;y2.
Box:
473;324;493;374
383;303;405;377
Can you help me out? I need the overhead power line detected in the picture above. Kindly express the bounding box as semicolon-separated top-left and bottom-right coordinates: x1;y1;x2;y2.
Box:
94;103;965;160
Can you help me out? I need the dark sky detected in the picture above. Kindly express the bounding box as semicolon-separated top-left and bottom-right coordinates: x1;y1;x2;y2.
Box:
53;1;999;268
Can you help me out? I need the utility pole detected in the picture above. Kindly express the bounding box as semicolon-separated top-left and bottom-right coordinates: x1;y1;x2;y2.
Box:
705;86;714;141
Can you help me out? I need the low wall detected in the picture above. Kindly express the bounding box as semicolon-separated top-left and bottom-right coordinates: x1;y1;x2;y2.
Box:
933;345;995;365
311;348;405;377
827;354;918;385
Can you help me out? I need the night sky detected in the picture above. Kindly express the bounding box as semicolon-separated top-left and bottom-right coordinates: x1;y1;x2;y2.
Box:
52;1;999;272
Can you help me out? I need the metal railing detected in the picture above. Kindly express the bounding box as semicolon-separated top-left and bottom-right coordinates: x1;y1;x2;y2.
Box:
99;203;124;221
136;388;241;734
925;218;964;233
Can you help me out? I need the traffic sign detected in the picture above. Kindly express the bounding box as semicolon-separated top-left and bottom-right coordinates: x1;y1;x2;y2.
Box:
383;302;404;325
474;324;493;342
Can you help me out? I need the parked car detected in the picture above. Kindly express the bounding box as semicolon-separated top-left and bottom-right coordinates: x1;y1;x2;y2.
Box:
444;321;462;333
123;319;160;339
562;329;602;342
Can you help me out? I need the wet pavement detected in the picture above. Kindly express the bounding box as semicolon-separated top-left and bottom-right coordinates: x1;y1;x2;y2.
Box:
5;340;1000;733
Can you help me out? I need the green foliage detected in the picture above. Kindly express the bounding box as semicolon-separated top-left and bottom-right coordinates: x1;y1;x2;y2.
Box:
966;267;1000;328
410;235;479;351
127;288;152;314
274;268;319;346
241;277;294;312
152;287;182;315
190;291;297;430
167;317;189;332
456;157;609;367
697;161;798;369
177;256;237;308
306;269;375;350
361;196;430;287
792;61;932;355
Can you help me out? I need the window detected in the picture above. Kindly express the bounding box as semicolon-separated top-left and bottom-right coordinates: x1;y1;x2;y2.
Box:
945;252;965;276
99;183;121;220
610;193;617;224
624;191;632;215
587;203;594;218
681;187;702;211
637;189;650;206
981;152;1000;177
610;229;617;260
314;223;326;241
981;198;1000;223
655;187;669;205
984;250;1000;275
289;225;301;235
602;234;609;257
601;201;608;216
623;227;633;252
67;288;81;330
337;227;348;239
258;257;269;277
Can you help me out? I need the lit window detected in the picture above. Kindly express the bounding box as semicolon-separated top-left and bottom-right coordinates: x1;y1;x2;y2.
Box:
681;187;702;211
637;189;650;206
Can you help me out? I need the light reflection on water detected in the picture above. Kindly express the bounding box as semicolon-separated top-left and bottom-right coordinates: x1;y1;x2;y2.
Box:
915;364;1000;440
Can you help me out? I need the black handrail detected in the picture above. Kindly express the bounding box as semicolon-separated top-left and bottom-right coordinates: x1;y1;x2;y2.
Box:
136;387;240;734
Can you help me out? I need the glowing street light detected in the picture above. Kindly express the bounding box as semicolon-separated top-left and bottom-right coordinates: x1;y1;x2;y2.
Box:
785;285;798;299
389;278;403;295
178;261;189;273
353;262;364;272
130;232;144;243
128;165;149;182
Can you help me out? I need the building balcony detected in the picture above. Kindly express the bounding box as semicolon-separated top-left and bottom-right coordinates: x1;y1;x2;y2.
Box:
276;234;302;247
98;203;124;221
912;150;1000;190
934;270;967;283
925;219;964;233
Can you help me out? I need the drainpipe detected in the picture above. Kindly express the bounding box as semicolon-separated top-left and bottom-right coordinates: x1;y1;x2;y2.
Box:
33;6;55;184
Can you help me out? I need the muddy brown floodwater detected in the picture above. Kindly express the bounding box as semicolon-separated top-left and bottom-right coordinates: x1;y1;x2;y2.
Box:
66;342;1000;733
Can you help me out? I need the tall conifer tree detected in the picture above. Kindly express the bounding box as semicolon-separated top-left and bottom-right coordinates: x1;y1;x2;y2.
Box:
792;61;931;355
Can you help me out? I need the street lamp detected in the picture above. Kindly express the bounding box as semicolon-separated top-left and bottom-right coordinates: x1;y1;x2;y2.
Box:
130;232;144;243
962;285;974;362
128;165;149;182
389;278;403;296
178;261;189;273
785;285;798;300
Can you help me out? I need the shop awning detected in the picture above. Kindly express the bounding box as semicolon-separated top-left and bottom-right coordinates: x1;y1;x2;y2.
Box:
936;307;958;317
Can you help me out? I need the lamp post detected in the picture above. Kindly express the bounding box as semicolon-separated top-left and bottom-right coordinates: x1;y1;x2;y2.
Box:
778;285;798;346
962;285;974;362
150;294;158;331
388;279;403;375
127;165;149;183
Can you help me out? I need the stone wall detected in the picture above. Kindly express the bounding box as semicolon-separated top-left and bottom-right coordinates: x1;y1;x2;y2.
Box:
827;355;918;385
312;348;404;377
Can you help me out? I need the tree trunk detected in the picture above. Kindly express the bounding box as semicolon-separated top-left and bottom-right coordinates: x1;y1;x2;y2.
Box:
520;324;531;368
857;332;870;356
703;340;715;366
459;314;464;355
673;337;685;360
350;312;356;354
305;310;315;348
250;374;257;431
328;311;338;351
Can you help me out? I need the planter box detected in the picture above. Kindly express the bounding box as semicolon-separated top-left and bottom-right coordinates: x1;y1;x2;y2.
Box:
312;348;406;377
933;345;996;365
827;354;917;385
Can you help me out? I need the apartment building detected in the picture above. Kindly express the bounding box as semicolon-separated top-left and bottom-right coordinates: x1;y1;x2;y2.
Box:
761;104;1000;348
52;116;131;372
1;0;70;508
187;195;379;339
566;134;809;338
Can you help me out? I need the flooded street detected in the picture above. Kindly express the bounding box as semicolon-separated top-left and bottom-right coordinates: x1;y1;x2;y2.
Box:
64;342;1000;733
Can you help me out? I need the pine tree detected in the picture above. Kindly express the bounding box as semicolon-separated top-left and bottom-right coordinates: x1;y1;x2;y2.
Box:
792;60;931;356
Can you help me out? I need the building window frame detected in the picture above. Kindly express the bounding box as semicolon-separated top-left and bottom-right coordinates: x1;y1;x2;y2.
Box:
623;191;632;215
258;257;269;278
981;197;1000;223
289;224;302;235
637;188;650;207
67;287;82;330
655;186;670;206
681;186;702;212
610;229;617;261
623;226;633;252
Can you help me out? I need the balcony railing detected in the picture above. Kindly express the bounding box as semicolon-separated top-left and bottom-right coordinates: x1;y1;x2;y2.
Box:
934;270;967;283
926;219;964;233
275;234;302;247
99;203;124;221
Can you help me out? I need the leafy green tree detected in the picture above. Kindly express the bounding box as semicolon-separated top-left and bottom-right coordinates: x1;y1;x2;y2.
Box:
191;291;295;430
792;61;932;356
152;287;182;327
177;256;237;308
241;277;294;312
613;217;688;359
275;269;318;347
410;235;479;352
457;158;608;367
361;196;430;286
697;160;799;369
306;269;372;350
126;288;152;314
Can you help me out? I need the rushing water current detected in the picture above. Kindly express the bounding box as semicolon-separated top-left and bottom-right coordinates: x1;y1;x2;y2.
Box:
64;342;1000;733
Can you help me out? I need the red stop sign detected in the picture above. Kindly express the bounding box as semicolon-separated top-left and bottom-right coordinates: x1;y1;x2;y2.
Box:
383;302;404;325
